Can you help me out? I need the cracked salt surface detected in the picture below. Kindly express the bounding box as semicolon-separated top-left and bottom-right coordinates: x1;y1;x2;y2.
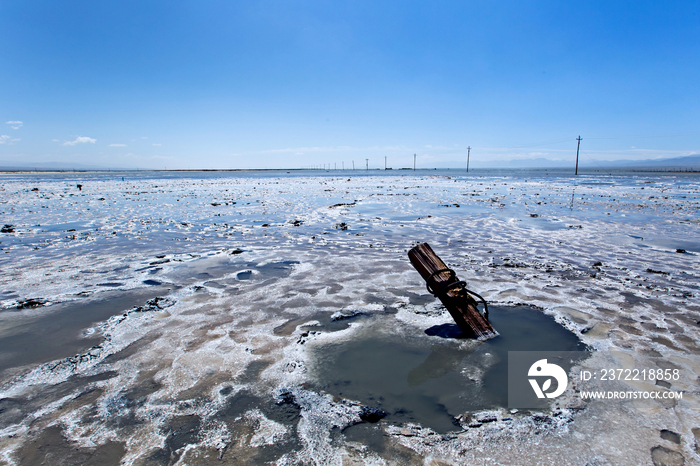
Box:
0;170;699;465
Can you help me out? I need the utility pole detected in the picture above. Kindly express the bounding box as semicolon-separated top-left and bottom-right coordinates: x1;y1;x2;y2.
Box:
342;162;344;170
385;156;387;170
575;136;582;176
366;159;369;171
466;146;471;173
352;160;355;170
414;153;416;171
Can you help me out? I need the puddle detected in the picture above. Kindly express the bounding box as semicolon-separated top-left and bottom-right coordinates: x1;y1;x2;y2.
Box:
167;256;299;286
308;305;588;433
0;287;170;382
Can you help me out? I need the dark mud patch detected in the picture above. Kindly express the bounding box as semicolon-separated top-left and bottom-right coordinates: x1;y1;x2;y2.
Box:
308;305;588;433
14;425;125;466
341;422;423;463
144;415;201;466
236;359;275;384
217;390;301;427
208;389;304;464
101;333;163;365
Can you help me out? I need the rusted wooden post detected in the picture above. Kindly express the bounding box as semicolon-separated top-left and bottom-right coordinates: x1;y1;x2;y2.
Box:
408;243;497;340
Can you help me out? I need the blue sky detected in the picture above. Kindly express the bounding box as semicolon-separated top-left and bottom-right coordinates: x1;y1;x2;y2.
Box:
1;1;699;169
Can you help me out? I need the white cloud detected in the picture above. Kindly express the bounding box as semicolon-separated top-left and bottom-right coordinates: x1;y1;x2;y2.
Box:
5;121;22;129
109;143;126;147
0;135;9;144
152;143;161;146
63;136;96;146
141;136;148;139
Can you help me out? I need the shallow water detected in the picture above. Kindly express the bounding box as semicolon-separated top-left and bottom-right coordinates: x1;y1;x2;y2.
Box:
309;305;588;433
0;287;170;380
0;170;699;465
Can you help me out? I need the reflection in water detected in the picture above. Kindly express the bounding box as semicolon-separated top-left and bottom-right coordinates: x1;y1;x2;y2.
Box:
407;344;475;387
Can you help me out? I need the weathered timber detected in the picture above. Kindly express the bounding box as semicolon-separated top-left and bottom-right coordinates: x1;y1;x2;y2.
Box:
408;243;498;340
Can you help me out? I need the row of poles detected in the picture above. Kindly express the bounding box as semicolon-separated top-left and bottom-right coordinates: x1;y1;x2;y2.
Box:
303;137;583;174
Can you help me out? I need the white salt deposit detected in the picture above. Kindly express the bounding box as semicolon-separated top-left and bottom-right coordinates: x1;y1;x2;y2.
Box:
0;170;698;464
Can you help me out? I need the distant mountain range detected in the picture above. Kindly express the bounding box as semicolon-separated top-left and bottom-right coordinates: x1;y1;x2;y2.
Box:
584;154;700;169
471;153;700;170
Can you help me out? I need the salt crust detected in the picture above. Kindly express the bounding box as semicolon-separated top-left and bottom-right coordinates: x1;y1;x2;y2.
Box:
0;173;698;464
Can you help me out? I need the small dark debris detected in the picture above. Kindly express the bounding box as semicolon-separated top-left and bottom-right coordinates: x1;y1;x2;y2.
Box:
261;223;270;227
676;249;686;254
143;279;162;286
336;222;348;231
31;187;39;192
230;248;243;255
646;269;670;276
211;202;221;206
359;406;387;423
150;259;170;265
291;220;303;227
593;261;602;267
97;197;105;201
16;298;47;309
1;225;14;233
276;389;299;407
530;213;539;218
329;202;356;208
476;414;498;423
77;184;83;191
131;297;174;313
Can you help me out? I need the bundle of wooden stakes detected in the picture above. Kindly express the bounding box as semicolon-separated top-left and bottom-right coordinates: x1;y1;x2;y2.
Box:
408;243;498;341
